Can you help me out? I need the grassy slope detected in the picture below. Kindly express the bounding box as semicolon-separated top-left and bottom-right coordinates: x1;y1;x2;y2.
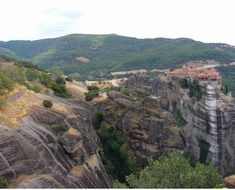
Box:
1;34;235;80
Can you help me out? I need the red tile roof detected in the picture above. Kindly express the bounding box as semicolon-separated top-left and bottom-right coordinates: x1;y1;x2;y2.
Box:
168;66;220;80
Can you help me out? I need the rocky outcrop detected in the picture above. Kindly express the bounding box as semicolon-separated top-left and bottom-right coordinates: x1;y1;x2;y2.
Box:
224;175;235;188
0;98;110;188
124;74;235;175
124;75;180;111
182;85;235;175
99;91;184;160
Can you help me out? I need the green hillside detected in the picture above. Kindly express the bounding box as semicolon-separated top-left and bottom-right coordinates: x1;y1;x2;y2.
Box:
0;55;70;98
1;34;235;80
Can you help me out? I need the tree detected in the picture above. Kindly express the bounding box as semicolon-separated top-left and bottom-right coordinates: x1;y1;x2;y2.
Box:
117;152;222;188
98;124;136;182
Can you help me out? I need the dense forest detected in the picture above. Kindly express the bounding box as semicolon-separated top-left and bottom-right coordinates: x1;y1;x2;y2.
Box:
1;34;235;80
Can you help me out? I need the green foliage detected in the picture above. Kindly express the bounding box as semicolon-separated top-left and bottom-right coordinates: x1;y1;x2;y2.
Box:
53;124;69;135
174;109;187;126
0;69;15;94
26;83;42;93
93;109;104;129
98;124;136;182
189;79;202;100
199;140;210;164
0;55;72;98
51;80;71;98
179;78;189;89
56;77;66;85
43;100;53;108
0;97;7;108
85;85;99;101
136;91;147;101
87;85;99;91
39;73;53;88
120;87;130;96
0;176;7;188
112;180;128;188
2;35;235;80
221;84;229;95
118;152;222;188
218;65;235;97
26;68;41;81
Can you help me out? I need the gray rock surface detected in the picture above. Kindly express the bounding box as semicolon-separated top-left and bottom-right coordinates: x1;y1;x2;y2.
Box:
0;99;110;188
99;91;184;160
124;74;235;175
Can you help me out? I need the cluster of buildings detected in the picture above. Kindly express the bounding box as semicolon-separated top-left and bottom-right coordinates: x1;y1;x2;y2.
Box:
165;65;221;85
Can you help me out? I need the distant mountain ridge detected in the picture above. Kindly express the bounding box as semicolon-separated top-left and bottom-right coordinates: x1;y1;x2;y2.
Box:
1;34;235;80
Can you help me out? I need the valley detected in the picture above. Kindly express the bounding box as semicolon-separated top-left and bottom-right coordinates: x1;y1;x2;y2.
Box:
0;37;235;188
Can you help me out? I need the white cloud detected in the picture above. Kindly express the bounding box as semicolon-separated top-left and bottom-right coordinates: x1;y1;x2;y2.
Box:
0;0;235;45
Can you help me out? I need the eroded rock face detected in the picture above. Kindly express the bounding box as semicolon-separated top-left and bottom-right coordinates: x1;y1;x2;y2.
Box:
182;85;235;175
125;74;235;175
99;91;184;160
0;99;110;188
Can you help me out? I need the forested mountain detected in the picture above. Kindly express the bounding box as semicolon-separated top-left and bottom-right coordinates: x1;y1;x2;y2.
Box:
1;34;235;80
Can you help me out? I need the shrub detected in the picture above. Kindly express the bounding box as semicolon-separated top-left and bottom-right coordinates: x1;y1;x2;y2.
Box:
85;91;99;101
87;85;99;91
85;85;99;101
53;124;69;135
0;97;7;108
65;77;73;82
56;77;66;85
27;83;42;93
0;69;14;94
0;176;7;188
51;83;71;98
40;73;53;88
43;100;53;108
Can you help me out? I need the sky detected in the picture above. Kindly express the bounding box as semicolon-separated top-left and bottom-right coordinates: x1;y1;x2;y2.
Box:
1;0;235;45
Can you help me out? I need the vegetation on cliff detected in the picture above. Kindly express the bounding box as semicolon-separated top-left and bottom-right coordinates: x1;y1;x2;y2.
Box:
0;55;70;98
218;65;235;96
113;152;222;188
98;123;136;182
85;85;99;101
179;78;202;100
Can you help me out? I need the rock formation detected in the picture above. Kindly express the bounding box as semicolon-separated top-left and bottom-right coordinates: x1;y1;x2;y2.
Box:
0;91;110;188
124;74;235;175
98;90;184;160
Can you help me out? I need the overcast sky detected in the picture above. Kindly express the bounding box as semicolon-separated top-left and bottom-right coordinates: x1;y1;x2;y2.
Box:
1;0;235;45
